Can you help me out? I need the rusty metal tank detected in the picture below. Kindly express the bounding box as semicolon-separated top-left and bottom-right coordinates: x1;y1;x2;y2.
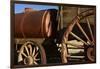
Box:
15;8;58;38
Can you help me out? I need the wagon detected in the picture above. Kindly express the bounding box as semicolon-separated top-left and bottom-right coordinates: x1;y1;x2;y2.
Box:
14;6;96;66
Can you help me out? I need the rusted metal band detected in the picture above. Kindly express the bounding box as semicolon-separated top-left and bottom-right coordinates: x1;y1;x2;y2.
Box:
20;12;31;38
41;10;49;37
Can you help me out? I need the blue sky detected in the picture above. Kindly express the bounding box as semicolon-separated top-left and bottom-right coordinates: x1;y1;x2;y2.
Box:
15;4;58;13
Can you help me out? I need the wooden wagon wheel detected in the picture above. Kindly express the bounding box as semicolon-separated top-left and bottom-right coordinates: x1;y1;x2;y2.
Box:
18;41;46;65
61;9;96;63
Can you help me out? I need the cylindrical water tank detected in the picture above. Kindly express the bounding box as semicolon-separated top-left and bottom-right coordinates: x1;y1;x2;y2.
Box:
15;9;58;38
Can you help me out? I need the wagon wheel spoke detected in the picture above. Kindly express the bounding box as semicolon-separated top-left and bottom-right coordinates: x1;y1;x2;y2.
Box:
24;46;29;56
70;32;88;45
34;58;40;61
27;44;32;55
32;47;36;56
86;17;95;43
34;52;39;58
21;52;27;58
76;20;92;45
34;61;38;65
32;46;41;65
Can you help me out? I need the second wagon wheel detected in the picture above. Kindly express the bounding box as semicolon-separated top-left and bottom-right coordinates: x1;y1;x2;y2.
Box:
18;41;46;65
61;9;96;63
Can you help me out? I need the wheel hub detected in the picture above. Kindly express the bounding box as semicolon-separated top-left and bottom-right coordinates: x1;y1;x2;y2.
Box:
24;56;34;65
